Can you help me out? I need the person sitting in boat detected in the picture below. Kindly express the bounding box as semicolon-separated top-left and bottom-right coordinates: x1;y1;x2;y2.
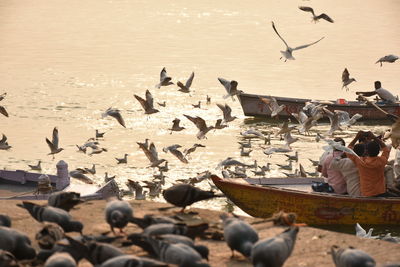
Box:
321;137;347;194
356;81;397;104
346;131;393;197
329;144;365;196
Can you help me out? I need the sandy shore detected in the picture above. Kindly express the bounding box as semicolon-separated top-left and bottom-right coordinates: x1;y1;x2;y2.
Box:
1;199;399;266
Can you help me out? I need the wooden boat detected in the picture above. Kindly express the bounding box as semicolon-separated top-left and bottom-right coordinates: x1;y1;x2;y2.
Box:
0;160;120;200
211;175;400;225
237;92;400;120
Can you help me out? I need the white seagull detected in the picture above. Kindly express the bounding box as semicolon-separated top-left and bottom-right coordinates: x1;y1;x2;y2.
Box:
218;77;242;100
271;21;324;61
342;68;356;91
375;55;399;67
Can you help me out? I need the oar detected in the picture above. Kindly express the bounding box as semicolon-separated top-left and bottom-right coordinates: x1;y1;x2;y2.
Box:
359;95;399;121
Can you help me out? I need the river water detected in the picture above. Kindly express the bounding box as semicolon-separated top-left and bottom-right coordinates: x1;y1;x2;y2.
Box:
0;0;399;232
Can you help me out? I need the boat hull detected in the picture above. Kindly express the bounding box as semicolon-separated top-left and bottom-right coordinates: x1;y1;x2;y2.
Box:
211;175;400;225
237;92;400;120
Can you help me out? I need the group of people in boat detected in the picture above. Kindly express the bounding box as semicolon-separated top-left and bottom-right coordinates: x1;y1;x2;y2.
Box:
318;130;400;197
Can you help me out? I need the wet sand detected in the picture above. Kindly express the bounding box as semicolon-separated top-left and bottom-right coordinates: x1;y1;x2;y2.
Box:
1;199;399;266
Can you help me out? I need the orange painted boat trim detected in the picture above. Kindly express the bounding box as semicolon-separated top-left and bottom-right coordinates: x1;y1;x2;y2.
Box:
211;175;400;225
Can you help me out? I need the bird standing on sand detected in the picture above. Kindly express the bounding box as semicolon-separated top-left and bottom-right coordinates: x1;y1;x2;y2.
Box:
375;54;398;67
95;129;105;139
298;6;334;23
252;226;299;267
169;118;185;134
105;199;134;234
177;72;195;93
155;67;174;89
330;245;376;267
342;68;356;91
102;107;126;128
271;21;324;61
17;201;83;233
184;114;215;140
192;101;201;109
220;213;259;258
162;183;224;212
46;127;64;159
218;77;242;100
134;90;159;115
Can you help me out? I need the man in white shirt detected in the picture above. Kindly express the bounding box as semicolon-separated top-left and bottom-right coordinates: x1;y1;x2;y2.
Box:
356;81;397;104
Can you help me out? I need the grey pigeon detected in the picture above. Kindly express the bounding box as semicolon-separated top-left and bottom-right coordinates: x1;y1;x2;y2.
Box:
0;249;18;267
0;226;36;260
130;214;178;229
17;201;83;233
66;236;124;265
142;223;188;237
44;252;76;267
221;213;259;258
48;192;83;212
163;184;224;212
158;234;209;260
0;215;11;227
331;245;376;267
251;226;299;267
105;199;134;234
36;222;65;249
100;255;168;267
147;237;209;267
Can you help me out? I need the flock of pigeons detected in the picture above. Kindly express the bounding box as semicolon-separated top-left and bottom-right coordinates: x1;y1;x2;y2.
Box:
1;188;396;267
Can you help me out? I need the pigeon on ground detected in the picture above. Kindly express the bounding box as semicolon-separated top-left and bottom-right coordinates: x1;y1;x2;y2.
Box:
163;184;224;212
220;213;259;258
0;215;11;227
36;222;65;249
105;199;134;234
100;255;168;267
48;192;83;212
44;252;77;267
0;249;17;267
0;226;36;260
251;226;299;267
130;214;177;229
331;245;376;267
17;201;83;233
142;223;188;237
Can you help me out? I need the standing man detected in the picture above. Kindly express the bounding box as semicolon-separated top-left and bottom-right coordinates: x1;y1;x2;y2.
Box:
356;81;397;104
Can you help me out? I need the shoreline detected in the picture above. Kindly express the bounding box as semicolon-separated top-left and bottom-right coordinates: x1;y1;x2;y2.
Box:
1;199;399;266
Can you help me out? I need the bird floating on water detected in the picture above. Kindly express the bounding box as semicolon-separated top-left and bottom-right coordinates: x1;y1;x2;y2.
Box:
271;21;324;62
298;6;334;23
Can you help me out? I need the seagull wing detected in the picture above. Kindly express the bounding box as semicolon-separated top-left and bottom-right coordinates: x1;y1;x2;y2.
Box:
149;142;159;161
293;37;324;51
0;106;8;117
0;134;7;144
342;68;350;82
177;81;185;90
298;6;315;16
134;94;150;111
46;138;56;152
218;77;231;94
145;90;155;109
109;110;126;128
316;13;334;23
52;127;59;149
185;72;195;88
271;21;290;49
216;103;228;119
0;92;6;102
137;142;154;162
160;67;167;81
170;148;189;164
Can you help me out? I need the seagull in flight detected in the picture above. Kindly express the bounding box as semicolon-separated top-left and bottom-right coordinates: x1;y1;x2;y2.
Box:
216;103;237;123
177;72;195;93
46;127;64;158
375;55;399;67
271;21;324;61
134;90;159;115
102;107;126;128
137;141;166;167
168;118;185;133
184;114;215;139
155;67;174;89
342;68;356;91
0;92;8;117
259;96;286;117
218;77;242;100
298;6;334;23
